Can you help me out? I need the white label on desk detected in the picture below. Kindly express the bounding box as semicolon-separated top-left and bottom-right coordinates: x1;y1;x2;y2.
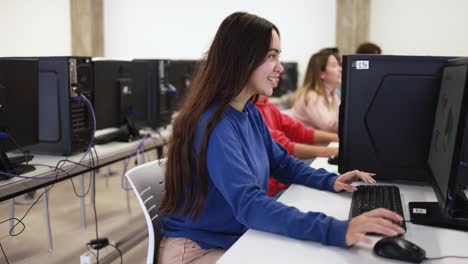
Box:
412;208;427;214
355;60;369;69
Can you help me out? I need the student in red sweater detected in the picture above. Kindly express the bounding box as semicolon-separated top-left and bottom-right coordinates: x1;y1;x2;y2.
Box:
254;95;339;196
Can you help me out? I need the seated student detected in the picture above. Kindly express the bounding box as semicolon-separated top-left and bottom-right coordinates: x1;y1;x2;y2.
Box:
291;50;342;132
320;47;341;62
319;47;342;97
159;12;404;264
254;95;338;196
356;42;382;54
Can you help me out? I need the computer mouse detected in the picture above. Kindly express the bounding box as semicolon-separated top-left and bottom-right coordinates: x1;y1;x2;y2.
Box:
373;237;426;263
327;155;339;165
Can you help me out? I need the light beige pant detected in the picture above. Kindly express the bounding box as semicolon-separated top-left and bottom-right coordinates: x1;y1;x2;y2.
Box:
159;237;225;264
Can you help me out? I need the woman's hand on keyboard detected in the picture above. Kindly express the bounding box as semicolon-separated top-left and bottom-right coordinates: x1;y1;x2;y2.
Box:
346;208;405;246
333;170;376;192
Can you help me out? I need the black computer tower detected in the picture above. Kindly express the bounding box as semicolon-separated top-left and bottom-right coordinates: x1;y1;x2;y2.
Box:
272;62;298;97
23;57;94;155
339;55;454;183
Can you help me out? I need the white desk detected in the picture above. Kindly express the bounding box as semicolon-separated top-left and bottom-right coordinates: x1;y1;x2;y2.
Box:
218;157;468;264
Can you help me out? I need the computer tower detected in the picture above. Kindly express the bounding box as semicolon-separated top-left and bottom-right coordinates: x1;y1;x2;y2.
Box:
339;55;454;183
23;57;94;155
272;62;298;97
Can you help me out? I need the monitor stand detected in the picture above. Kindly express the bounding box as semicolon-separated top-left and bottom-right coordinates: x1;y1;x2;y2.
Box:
116;115;141;142
409;194;468;231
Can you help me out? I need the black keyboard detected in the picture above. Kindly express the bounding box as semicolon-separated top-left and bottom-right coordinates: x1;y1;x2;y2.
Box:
349;185;406;232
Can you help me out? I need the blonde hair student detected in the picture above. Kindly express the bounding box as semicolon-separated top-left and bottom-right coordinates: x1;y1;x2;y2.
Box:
159;12;403;264
292;50;342;133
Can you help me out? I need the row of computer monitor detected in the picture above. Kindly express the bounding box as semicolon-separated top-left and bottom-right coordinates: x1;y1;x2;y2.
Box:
0;56;298;177
0;58;196;150
0;57;299;152
0;57;208;180
339;55;468;230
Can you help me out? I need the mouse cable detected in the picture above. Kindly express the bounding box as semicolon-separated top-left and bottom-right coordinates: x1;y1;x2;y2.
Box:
399;221;468;261
0;161;67;237
60;157;94;198
425;255;468;261
0;240;10;264
107;243;123;264
0;161;68;263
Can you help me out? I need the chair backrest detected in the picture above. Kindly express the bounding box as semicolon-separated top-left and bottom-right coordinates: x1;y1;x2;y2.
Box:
125;159;166;264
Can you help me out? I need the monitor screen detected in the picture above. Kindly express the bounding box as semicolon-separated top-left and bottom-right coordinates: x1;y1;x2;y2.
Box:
0;59;39;151
93;60;144;130
428;61;467;203
167;60;198;111
133;59;174;128
0;59;38;178
339;55;454;182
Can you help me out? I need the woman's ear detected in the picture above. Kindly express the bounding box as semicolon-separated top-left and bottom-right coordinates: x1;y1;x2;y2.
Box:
320;71;326;81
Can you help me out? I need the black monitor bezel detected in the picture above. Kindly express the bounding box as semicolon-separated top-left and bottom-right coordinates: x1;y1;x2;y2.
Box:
0;59;39;151
93;60;139;130
428;57;468;216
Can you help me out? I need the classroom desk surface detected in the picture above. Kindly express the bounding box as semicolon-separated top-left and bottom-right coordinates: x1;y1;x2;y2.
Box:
217;157;468;264
0;127;171;202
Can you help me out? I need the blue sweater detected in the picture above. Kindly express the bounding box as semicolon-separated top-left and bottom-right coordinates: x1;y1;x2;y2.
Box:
162;101;349;249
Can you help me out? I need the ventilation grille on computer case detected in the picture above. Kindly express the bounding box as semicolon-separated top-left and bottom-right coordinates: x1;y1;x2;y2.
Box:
70;90;93;151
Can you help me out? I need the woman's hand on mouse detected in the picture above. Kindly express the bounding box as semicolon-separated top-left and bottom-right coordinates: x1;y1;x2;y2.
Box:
333;170;376;192
346;208;405;246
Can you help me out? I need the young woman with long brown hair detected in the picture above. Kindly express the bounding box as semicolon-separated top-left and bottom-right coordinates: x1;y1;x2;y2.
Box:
291;50;342;133
159;12;403;263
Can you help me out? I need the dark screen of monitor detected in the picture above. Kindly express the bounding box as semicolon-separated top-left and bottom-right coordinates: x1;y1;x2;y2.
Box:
167;60;197;111
94;61;139;130
0;60;39;151
428;65;467;202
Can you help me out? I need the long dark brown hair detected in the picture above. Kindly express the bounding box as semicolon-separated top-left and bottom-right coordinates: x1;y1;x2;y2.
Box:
160;12;279;219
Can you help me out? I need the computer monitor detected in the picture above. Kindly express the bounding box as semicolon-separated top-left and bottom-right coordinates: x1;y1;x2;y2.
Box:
93;60;141;140
272;62;298;97
0;59;38;179
133;59;174;128
339;55;454;183
409;57;468;230
167;60;198;111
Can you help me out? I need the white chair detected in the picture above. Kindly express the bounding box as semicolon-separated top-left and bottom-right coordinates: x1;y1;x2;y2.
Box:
125;159;166;264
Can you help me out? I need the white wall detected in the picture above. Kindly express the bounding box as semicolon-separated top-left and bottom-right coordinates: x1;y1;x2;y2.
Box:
0;0;71;56
370;0;468;57
103;0;336;83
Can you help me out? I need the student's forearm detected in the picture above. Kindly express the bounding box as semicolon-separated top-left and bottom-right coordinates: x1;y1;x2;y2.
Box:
313;130;339;144
293;144;338;159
